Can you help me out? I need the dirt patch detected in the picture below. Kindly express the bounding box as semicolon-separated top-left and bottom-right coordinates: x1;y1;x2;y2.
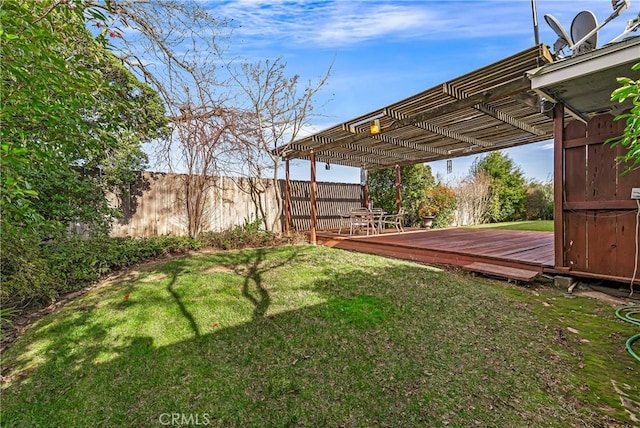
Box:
140;273;169;283
201;265;234;274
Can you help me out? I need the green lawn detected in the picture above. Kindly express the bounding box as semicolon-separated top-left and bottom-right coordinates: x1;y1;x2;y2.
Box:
1;245;637;426
466;220;554;232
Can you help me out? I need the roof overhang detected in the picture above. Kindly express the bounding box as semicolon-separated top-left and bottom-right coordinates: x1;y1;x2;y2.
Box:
528;36;640;119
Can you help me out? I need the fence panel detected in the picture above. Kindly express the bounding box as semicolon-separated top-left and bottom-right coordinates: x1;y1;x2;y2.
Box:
288;180;364;231
108;172;363;237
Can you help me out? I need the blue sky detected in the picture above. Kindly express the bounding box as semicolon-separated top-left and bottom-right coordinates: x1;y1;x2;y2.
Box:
204;0;639;184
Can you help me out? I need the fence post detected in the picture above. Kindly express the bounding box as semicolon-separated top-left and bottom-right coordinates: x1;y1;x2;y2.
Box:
285;159;292;236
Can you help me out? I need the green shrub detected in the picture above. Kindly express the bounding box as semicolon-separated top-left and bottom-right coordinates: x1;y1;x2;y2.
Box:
1;219;288;320
199;217;278;250
1;232;201;314
0;307;19;341
0;213;295;337
0;232;61;309
419;184;457;228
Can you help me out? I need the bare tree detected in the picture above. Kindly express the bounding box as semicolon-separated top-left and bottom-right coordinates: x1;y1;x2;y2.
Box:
221;57;332;232
453;172;491;226
90;1;241;236
90;1;332;234
173;103;237;236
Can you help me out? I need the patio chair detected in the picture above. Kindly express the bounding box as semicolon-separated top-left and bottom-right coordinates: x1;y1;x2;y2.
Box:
379;208;405;232
349;209;376;236
337;210;351;234
370;208;385;233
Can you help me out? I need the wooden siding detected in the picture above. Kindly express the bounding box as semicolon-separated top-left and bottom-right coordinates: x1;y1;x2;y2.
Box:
559;114;640;283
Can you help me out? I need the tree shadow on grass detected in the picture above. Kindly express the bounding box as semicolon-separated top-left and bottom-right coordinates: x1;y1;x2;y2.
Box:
204;247;302;321
160;247;300;336
165;261;202;337
1;248;629;427
235;249;270;319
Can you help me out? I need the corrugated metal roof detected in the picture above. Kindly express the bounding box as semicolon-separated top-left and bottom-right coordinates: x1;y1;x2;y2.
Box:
278;44;560;169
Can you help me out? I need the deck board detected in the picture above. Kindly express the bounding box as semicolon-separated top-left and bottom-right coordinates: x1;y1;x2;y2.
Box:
463;262;540;282
316;228;554;279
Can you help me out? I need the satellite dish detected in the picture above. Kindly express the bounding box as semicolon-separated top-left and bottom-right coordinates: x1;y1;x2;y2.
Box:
545;0;631;58
571;10;598;53
544;14;571;55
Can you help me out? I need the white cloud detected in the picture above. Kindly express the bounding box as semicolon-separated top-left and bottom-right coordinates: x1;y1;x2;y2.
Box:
540;142;555;150
210;0;638;50
212;1;528;48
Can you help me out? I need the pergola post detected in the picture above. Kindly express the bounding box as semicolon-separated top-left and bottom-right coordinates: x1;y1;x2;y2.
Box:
394;164;402;213
553;103;564;268
309;150;317;245
284;159;292;237
361;168;370;208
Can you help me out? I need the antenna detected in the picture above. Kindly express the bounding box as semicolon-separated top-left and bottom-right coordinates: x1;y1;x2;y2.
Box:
544;0;631;58
571;10;598;53
609;12;640;43
531;0;540;45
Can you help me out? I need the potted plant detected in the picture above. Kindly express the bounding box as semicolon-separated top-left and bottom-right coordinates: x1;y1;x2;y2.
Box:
419;185;457;228
417;202;437;228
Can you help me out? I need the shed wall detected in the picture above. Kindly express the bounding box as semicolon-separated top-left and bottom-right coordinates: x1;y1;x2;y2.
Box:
558;114;640;283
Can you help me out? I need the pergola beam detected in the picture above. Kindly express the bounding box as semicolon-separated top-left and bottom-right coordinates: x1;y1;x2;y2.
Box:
285;77;531;160
384;107;495;149
392;77;532;127
304;150;389;167
292;133;447;166
443;83;547;136
286;132;373;159
342;143;424;163
371;133;448;156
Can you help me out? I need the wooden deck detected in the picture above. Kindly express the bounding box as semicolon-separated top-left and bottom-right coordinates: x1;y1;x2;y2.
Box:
315;228;555;282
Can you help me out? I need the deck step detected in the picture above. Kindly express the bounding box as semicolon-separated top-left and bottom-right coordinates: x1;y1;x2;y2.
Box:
463;262;539;282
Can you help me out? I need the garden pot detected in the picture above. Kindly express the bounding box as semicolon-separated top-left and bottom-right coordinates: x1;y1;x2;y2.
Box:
422;216;434;229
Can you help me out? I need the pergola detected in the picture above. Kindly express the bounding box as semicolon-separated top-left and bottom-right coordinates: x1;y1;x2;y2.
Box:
275;40;639;243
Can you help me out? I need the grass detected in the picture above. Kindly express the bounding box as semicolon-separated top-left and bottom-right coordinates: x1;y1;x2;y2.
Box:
1;245;638;427
465;220;554;232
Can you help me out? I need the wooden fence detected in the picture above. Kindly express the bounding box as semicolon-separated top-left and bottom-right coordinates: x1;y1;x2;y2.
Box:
107;172;363;237
109;172;280;237
284;180;365;231
559;114;640;282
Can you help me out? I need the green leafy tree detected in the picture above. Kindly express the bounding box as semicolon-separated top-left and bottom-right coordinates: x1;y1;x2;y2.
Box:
1;1;168;232
1;1;169;314
369;164;435;226
524;180;553;220
608;62;640;175
471;151;526;222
